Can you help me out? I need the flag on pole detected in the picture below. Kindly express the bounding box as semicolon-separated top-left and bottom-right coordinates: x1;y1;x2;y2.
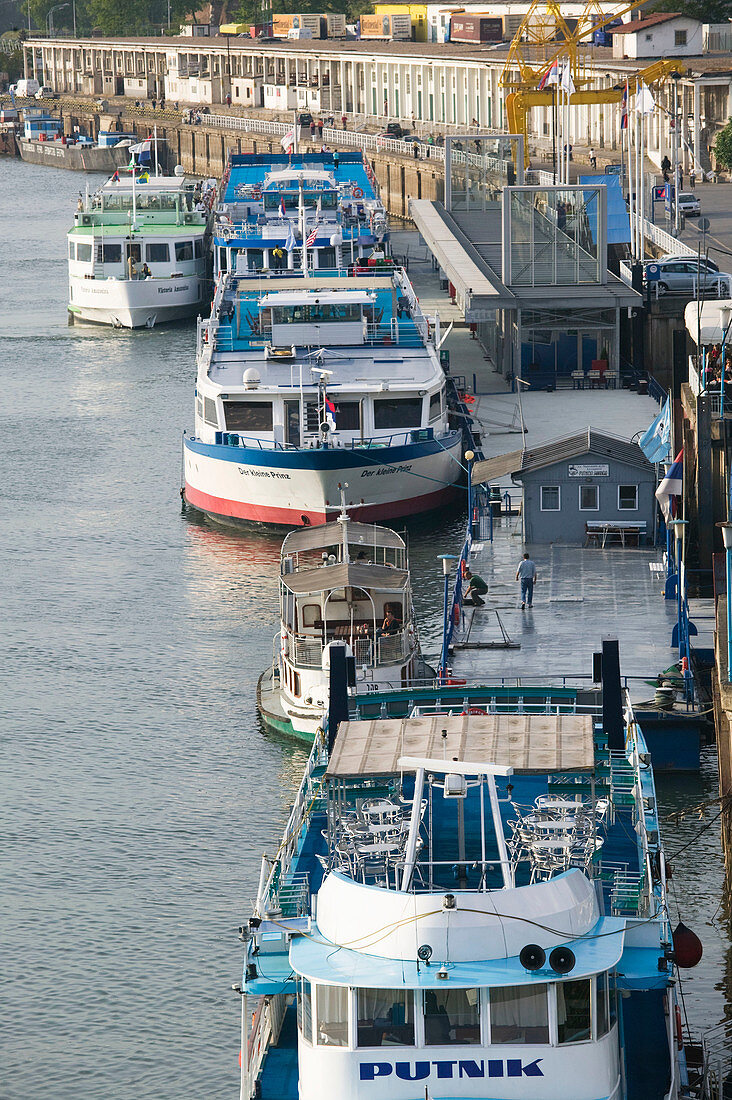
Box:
316;196;322;220
560;62;575;97
639;396;672;464
306;226;318;247
279;196;287;217
325;397;337;431
620;80;629;129
655;450;683;521
538;59;560;90
281;127;295;153
285;223;297;252
635;81;656;117
129;138;152;165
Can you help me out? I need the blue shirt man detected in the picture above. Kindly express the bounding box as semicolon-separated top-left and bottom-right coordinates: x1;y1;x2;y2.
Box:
516;553;537;610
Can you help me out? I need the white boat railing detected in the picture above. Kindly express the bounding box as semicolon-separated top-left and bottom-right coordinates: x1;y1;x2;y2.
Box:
285;627;413;669
246;992;287;1100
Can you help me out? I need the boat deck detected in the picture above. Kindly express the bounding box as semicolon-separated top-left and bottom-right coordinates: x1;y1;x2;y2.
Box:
451;521;679;704
223;153;376;205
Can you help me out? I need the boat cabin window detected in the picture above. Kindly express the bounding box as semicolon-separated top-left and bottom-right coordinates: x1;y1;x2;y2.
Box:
489;984;549;1045
271;303;362;325
203;397;218;427
357;988;414;1047
219;247;228;272
429;390;443;421
297;978;313;1044
68;241;74;260
195;239;204;259
374;397;423;430
146;242;170;263
332;402;360;431
102;243;122;264
77;242;92;262
318;247;337;268
425;988;480;1045
248;249;265;271
557;979;591;1044
596;974;609;1038
316;984;349;1047
224;401;273;432
175;240;194;262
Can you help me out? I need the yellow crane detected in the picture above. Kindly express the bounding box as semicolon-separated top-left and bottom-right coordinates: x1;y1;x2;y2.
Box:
499;0;683;166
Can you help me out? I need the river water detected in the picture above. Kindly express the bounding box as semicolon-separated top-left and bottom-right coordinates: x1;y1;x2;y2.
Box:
1;158;729;1099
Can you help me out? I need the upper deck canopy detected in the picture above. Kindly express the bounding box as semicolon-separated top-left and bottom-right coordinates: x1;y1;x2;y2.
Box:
264;169;334;187
282;520;406;556
326;713;595;778
282;562;408;596
259;289;376;307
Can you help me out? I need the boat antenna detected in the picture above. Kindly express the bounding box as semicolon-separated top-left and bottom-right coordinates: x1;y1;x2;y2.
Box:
337;484;350;560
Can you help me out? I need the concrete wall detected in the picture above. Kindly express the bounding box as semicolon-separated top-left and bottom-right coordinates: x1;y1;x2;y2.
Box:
521;450;656;544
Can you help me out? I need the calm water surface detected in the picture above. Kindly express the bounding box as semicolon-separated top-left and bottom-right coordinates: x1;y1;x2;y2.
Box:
1;158;729;1099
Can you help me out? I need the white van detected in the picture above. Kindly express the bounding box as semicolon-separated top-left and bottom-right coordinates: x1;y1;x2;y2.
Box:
35;86;56;99
15;78;40;97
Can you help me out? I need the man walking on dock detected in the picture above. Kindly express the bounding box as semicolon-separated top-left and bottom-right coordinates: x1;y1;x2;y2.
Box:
516;552;537;609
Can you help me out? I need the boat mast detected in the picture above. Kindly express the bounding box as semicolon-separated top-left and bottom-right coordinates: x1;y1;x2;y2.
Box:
299;175;307;276
154;124;159;177
337;486;350;562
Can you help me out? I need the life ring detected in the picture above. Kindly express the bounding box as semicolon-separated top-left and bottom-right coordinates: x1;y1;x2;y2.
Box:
463;707;486;715
452;603;461;625
675;1004;684;1050
460;560;468;578
353;186;364;198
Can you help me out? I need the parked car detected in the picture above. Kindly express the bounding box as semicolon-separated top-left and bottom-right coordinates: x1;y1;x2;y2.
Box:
297;112;313;126
644;257;727;297
384;122;408;139
35;86;56;99
677;191;701;216
663;254;719;272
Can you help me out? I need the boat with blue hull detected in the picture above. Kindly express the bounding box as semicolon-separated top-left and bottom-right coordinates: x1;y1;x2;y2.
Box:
183;268;462;527
236;663;703;1100
212;152;387;278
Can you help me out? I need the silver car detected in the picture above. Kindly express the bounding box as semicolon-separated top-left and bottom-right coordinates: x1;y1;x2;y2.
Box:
677;192;701;216
645;258;726;297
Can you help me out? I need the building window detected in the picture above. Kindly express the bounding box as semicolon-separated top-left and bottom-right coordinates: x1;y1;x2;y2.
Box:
674;29;687;46
298;979;313;1043
490;985;549;1044
224;401;273;432
557;979;592;1044
316;984;349;1047
645;33;653;41
618;485;638;510
424;988;480;1045
579;485;599;511
146;242;169;263
540;485;560;511
357;988;414;1047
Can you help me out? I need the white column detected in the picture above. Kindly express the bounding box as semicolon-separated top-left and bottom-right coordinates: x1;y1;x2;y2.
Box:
693;80;702;172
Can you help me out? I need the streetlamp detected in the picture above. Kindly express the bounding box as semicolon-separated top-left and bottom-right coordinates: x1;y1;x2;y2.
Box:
718;522;732;683
47;2;69;37
438;554;458;683
670;72;682;237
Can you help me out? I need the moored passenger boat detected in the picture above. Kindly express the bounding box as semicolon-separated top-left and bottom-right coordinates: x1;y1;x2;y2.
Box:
67;167;213;328
182;268;462;527
257;505;429;739
237;672;697;1100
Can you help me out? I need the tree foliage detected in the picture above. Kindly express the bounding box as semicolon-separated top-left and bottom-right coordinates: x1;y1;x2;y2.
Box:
652;0;732;22
26;0;196;35
713;118;732;171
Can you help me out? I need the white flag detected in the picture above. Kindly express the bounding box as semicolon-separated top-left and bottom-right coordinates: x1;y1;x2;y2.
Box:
285;223;297;252
560;62;575;97
281;127;295;153
635;82;656;117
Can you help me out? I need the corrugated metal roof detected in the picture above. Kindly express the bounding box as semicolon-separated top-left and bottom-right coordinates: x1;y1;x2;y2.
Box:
472;428;653;484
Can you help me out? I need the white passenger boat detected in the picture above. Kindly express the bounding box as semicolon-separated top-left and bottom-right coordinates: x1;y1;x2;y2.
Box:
183;268;462;526
257;506;427;739
237;680;701;1100
67;168;213;328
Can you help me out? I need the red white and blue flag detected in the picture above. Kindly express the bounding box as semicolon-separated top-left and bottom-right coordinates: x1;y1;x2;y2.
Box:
306;226;318;247
538;60;560;90
325;397;337;430
656;449;683;521
620;81;629;130
279;196;287;217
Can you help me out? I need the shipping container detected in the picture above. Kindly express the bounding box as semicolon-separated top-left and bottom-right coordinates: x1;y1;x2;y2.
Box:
271;13;327;38
449;13;503;42
360;12;412;39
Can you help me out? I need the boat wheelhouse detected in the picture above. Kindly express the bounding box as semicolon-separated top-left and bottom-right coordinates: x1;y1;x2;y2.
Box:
67;171;213;328
238;692;688;1100
183;270;462;527
213;152;387;278
258;511;426;739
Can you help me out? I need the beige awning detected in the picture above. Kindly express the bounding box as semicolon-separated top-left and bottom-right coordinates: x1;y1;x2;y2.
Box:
326;713;595;777
282;520;406;556
471;449;525;484
282;561;408;595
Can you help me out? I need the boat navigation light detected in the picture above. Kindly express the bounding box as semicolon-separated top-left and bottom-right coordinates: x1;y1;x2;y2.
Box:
442;893;457;910
417;944;433;965
437;967;449;981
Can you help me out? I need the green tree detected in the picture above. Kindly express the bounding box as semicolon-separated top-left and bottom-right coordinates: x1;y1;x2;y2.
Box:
652;0;732;21
713;118;732;171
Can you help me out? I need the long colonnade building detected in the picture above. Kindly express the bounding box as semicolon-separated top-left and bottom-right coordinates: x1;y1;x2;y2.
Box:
23;35;732;172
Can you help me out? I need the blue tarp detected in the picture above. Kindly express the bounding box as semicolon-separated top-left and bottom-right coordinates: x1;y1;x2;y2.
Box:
579;174;631;245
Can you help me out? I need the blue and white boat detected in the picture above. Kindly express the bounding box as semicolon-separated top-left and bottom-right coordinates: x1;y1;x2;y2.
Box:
212;151;387;278
236;672;699;1100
